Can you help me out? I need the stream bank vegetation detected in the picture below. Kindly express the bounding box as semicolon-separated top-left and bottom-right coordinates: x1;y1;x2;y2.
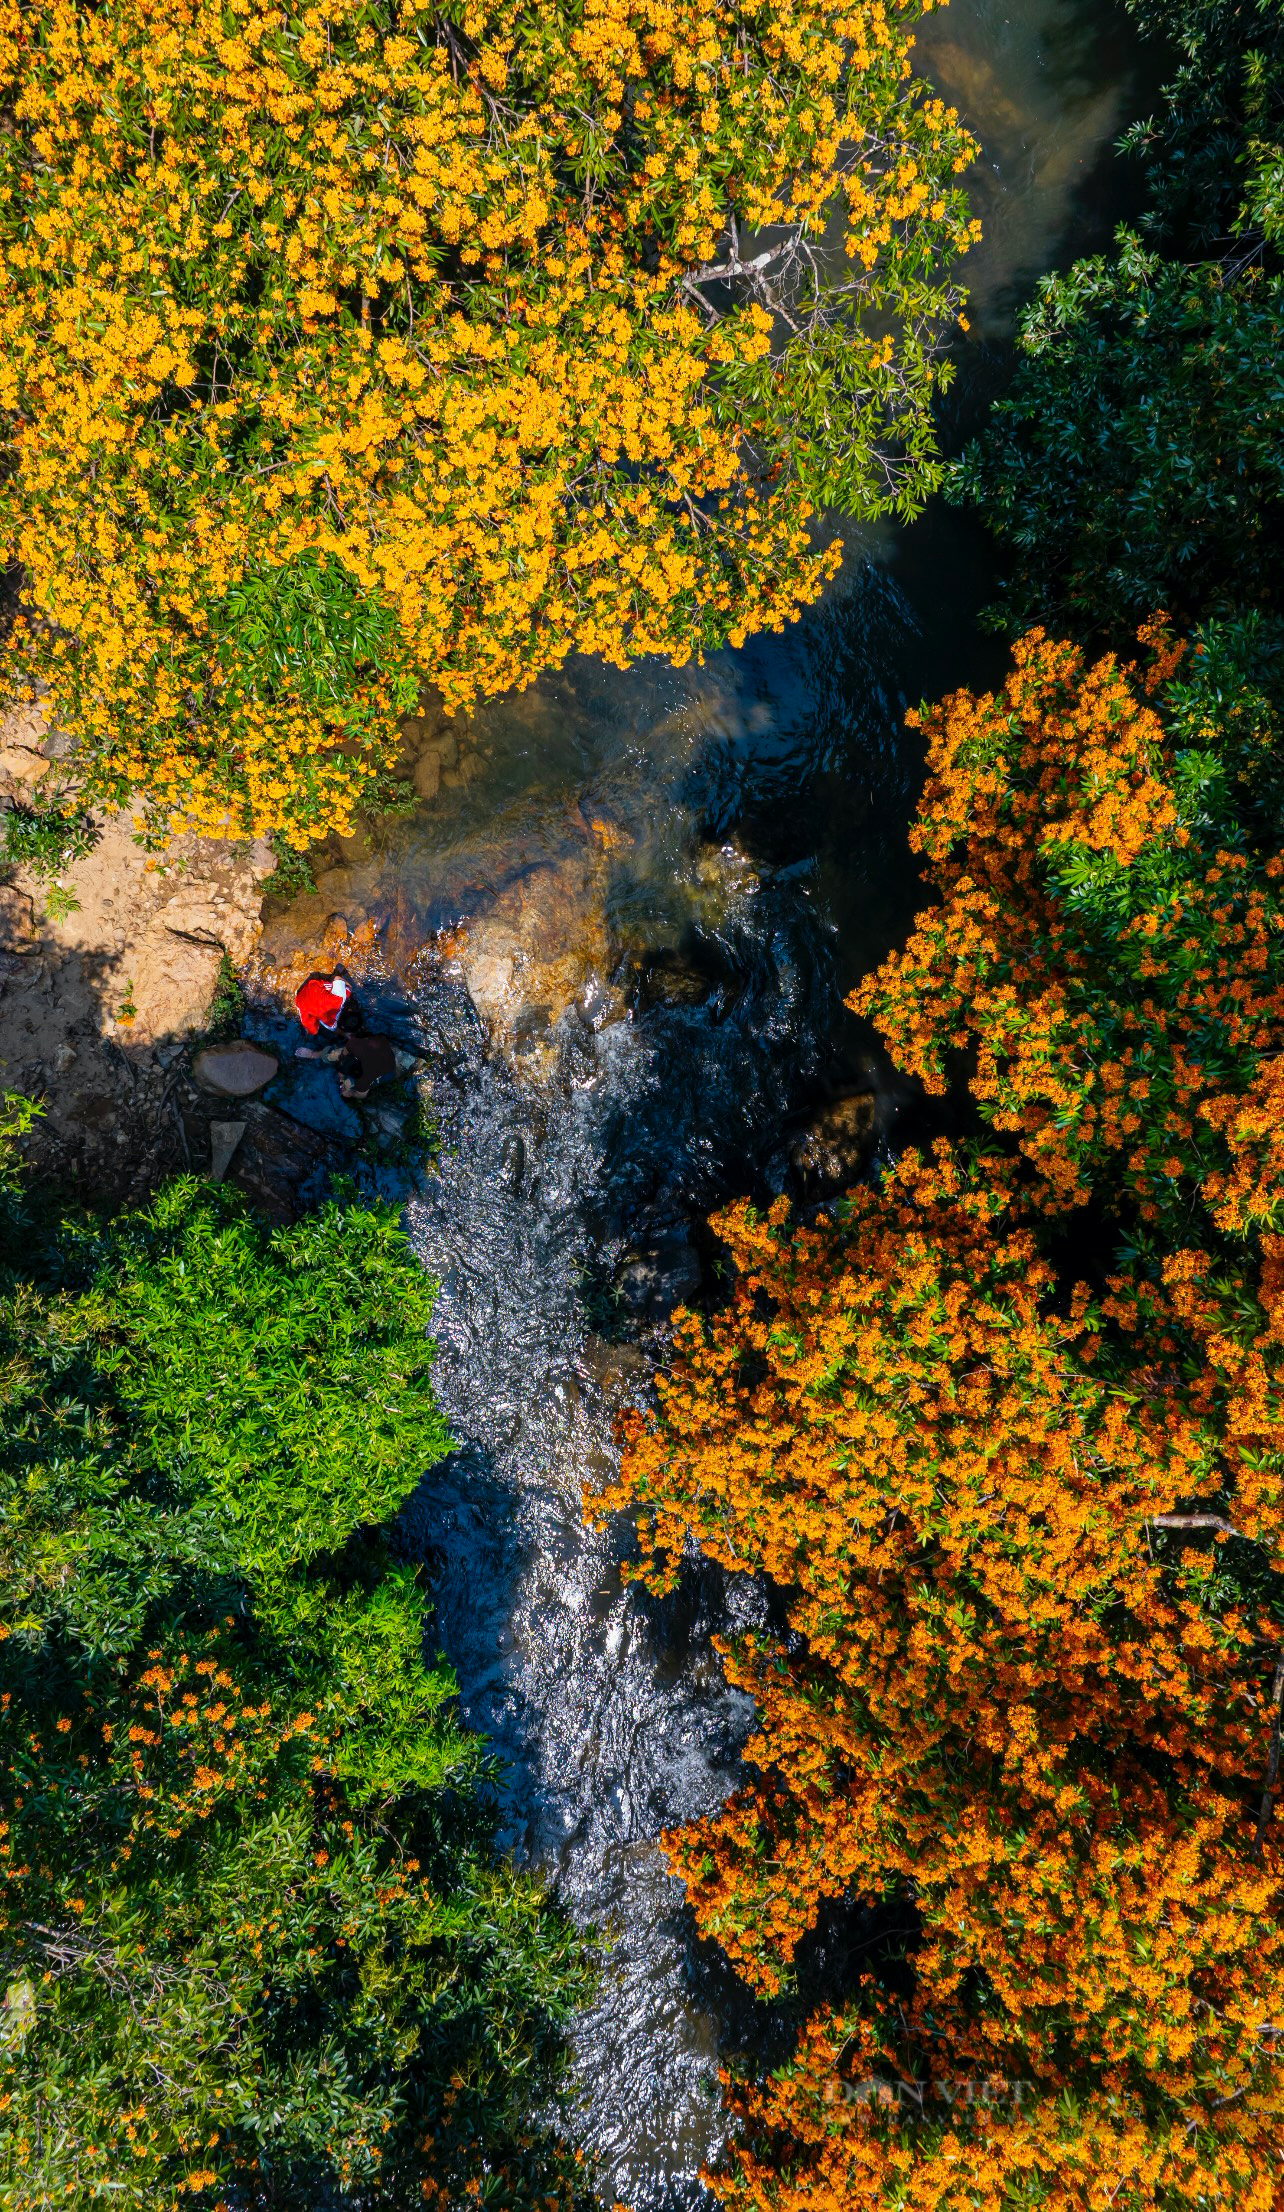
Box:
0;1103;592;2209
598;0;1284;2204
0;0;977;851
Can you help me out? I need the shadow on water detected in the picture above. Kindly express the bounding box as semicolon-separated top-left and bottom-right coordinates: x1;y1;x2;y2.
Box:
259;2;1158;2201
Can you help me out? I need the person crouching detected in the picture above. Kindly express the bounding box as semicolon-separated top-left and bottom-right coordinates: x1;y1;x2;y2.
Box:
331;1033;399;1102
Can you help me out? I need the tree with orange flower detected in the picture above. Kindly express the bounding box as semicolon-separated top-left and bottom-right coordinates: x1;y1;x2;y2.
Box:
594;622;1284;2209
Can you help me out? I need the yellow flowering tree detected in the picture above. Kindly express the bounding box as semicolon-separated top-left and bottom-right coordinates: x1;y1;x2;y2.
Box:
0;0;977;844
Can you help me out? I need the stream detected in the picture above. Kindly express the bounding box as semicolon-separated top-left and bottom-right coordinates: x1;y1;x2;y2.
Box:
258;4;1149;2200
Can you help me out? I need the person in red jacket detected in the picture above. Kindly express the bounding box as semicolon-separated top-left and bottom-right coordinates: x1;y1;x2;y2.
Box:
293;972;358;1054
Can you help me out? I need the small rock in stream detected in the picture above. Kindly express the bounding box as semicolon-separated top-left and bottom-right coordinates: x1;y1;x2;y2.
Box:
790;1089;875;1189
616;1225;702;1322
631;950;713;1013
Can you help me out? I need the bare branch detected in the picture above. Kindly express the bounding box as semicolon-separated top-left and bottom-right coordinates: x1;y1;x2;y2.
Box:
1146;1513;1243;1537
686;239;795;286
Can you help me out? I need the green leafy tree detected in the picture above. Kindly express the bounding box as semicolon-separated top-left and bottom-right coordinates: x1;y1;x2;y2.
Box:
952;0;1284;639
950;234;1284;636
0;1116;592;2209
1117;0;1284;246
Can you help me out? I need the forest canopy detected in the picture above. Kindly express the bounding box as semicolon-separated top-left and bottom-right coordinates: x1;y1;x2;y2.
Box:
0;1119;591;2209
0;0;977;846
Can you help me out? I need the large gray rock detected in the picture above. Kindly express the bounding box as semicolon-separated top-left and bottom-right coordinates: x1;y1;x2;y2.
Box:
192;1043;279;1098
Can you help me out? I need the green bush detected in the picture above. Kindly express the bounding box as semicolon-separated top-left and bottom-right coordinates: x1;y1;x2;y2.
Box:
0;800;99;880
0;1114;592;2209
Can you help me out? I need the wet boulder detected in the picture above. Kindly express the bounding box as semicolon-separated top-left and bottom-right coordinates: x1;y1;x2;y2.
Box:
452;844;627;1075
192;1043;280;1098
790;1091;876;1190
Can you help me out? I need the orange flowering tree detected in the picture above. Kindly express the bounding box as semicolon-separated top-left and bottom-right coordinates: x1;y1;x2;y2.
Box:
854;621;1284;1230
0;0;977;846
593;625;1284;2207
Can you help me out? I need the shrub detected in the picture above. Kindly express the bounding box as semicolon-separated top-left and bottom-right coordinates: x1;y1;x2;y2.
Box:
0;800;100;880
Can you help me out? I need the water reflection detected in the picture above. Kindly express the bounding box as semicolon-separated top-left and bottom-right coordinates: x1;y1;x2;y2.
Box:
916;0;1143;334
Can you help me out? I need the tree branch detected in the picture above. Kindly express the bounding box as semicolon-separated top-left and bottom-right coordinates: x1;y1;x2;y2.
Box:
1253;1650;1284;1858
686;239;794;286
1146;1513;1243;1537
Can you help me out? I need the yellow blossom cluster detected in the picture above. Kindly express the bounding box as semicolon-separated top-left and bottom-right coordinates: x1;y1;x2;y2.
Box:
0;0;977;843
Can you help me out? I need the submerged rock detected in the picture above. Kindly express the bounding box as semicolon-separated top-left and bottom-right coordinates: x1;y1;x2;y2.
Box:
451;837;629;1074
616;1223;702;1323
790;1090;876;1189
631;949;713;1013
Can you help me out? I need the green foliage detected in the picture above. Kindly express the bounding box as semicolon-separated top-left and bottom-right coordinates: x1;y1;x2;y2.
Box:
1163;612;1284;838
261;835;318;902
0;1141;593;2209
202;952;245;1038
1116;0;1284;245
952;0;1284;640
40;881;80;923
950;235;1284;636
213;551;421;721
0;799;99;881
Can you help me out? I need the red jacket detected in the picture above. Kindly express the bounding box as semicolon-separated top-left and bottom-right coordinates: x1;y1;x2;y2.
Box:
295;974;351;1035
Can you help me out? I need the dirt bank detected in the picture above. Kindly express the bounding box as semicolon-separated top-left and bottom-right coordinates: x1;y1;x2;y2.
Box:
0;698;281;1200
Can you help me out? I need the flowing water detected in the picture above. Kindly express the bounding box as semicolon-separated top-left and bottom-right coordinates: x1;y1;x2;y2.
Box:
262;7;1151;2199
